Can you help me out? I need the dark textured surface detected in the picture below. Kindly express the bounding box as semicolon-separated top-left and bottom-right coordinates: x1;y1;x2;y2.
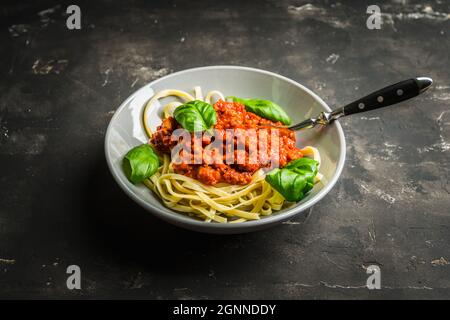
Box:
0;0;449;299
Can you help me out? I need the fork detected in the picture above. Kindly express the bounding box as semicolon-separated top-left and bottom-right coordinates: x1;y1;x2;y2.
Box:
263;77;433;131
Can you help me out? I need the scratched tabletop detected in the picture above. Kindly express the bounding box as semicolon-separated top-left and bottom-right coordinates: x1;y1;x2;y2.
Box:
0;0;449;299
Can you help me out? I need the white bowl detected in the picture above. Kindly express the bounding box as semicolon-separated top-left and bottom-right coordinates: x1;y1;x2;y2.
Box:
105;66;346;234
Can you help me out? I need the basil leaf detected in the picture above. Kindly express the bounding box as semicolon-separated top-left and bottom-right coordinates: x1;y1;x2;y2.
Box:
173;100;217;132
228;96;292;125
265;158;319;202
123;144;160;184
284;157;318;178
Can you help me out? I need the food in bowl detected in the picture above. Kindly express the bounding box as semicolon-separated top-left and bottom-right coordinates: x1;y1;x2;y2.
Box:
122;86;322;223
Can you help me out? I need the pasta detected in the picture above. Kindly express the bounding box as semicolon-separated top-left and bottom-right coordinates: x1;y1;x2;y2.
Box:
139;87;321;223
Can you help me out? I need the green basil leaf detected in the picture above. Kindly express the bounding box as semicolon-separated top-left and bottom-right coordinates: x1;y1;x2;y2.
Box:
284;157;318;177
228;96;292;125
173;100;217;132
265;158;319;202
123;144;160;184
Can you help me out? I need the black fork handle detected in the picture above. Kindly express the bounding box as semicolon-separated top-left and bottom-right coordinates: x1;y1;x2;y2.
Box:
341;77;433;116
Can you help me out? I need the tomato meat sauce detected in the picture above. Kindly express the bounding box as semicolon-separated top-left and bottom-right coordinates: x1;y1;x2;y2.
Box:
150;100;304;185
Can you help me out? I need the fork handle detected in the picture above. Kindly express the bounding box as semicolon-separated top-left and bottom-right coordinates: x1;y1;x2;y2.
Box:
340;77;432;117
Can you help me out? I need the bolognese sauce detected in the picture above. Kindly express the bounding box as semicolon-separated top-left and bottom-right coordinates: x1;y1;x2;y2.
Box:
150;100;304;185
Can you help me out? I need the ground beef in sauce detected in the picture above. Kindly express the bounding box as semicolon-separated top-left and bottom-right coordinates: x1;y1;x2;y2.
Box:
150;100;304;185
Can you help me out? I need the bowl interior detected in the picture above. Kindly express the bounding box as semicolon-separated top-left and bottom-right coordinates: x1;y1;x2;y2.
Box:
105;66;345;233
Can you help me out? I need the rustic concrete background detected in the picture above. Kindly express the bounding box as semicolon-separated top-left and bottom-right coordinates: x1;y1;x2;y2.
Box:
0;0;449;299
